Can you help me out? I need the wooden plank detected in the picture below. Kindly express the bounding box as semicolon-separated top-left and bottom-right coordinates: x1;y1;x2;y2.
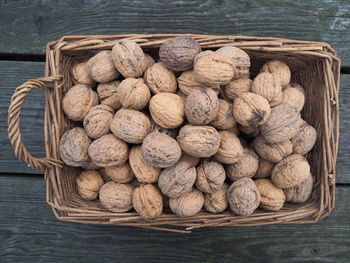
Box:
1;0;350;65
0;174;349;262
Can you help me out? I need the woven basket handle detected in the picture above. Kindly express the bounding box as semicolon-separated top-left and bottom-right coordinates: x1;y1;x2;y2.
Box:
8;76;63;171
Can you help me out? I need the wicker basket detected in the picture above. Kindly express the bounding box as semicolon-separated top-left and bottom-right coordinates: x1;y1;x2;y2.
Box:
8;34;340;233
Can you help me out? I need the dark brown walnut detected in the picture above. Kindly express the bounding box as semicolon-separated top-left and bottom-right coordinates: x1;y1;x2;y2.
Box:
76;170;104;200
252;72;282;106
116;78;151;110
214;131;244;164
203;183;229;213
196;160;226;193
144;62;177;94
261;60;291;86
255;179;285;211
254;158;275;178
233;92;271;128
83;105;114;139
100;162;134;183
260;105;303;144
284;172;313;203
132;184;163;219
159;36;201;72
99;181;134;212
169;188;204;217
210;99;236;130
252;136;293;163
291;122;317;155
60;127;91;167
62;84;98;121
227;178;260;216
88;134;129;167
150;119;178;138
177;125;221;158
72;61;96;87
177;70;220;95
226;148;259;181
238;124;260;138
97;81;122;110
112;39;147;78
281;84;305;111
129;146;161;183
185;88;219;125
158;160;196;198
110;109;151;144
87;50;120;83
224;78;252;101
141;132;182;168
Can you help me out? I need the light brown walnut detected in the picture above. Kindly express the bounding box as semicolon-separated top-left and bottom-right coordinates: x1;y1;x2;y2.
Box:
261;60;291;86
252;136;293;163
83;105;114;139
99;181;134;212
97;81;122;110
196;160;226;193
204;183;229;213
132;184;163;219
76;170;104;200
224;78;252;101
210;99;236;130
169;188;204;217
116;78;151;110
291;122;317;155
254;158;275;178
177;71;220;95
214;131;243;164
255;179;285;211
252;72;282;106
226;148;259;181
144;62;177;94
72;61;96;87
281;84;305;111
284;172;313;203
100;162;134;183
87;50;120;83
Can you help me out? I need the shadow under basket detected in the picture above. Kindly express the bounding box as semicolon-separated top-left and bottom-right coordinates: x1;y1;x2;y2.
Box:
8;34;340;233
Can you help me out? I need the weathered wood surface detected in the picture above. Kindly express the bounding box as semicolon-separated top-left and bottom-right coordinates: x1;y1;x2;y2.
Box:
1;0;350;65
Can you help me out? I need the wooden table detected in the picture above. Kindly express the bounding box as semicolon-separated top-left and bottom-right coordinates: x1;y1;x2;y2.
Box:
1;1;349;262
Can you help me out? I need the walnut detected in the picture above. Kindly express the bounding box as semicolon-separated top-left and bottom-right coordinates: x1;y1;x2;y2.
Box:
185;88;219;125
224;78;252;101
158;160;196;198
291;122;317;155
116;78;151;110
83;105;114;139
261;60;291;86
255;179;285;211
144;54;155;70
214;131;243;164
132;184;163;219
210;99;236;130
110;109;151;144
141;132;182;168
60;127;90;167
159;36;201;71
129;146;161;183
150;119;178;138
87;50;119;83
196;160;226;193
80;158;101;170
72;61;96;87
227;178;260;216
149;93;185;129
97;81;122;110
112;39;147;78
281;84;305;112
177;71;220;95
177;125;221;157
176;90;188;103
238;124;260;138
271;154;310;188
226;148;259;181
252;136;293;163
169;188;204;217
260;105;303;144
254;158;275;178
233;92;271;128
100;162;134;183
252;72;282;106
99;181;134;212
144;62;177;94
203;183;229;213
76;170;104;200
284;172;313;203
62;84;98;121
179;153;200;167
88;134;129;167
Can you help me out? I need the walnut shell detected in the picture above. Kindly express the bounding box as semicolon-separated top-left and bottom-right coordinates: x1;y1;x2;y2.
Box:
226;148;259;181
132;184;163;219
150;119;178;138
284;172;313;203
255;179;285;211
252;136;293;163
116;78;151;110
83;105;114;139
141;132;182;168
97;81;122;110
291;122;317;155
149;93;185;129
88;134;129;167
72;61;96;87
271;154;310;188
252;72;282;106
224;78;252;101
76;170;104;200
99;182;134;212
210;99;236;130
260;105;303;144
261;60;291;87
87;50;120;83
110;109;151;144
177;70;220;95
179;153;200;167
62;84;98;121
112;39;147;78
227;178;260;216
100;162;134;183
196;160;226;193
159;36;201;71
60;127;90;167
203;183;229;213
169;188;204;217
177;125;221;157
129;146;161;183
254;158;275;178
80;158;101;170
144;54;155;70
185;88;219;125
233;92;271;128
281;84;305;112
144;62;177;94
176;90;188;104
214;131;244;164
158;160;196;198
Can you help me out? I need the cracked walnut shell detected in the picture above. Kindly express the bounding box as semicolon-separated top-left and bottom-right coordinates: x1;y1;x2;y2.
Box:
169;188;204;217
291;122;317;155
204;183;229;213
83;105;114;139
97;81;122;110
72;61;96;87
214;131;243;164
99;181;134;212
252;136;293;163
87;50;120;83
132;184;163;219
196;160;226;193
100;162;134;183
261;60;291;86
284;172;313;203
144;62;177;94
76;170;104;200
210;99;236;130
116;78;151;110
255;179;285;211
226;148;259;181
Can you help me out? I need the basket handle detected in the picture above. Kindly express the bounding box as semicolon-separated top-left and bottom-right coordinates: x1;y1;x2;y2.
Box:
8;76;64;171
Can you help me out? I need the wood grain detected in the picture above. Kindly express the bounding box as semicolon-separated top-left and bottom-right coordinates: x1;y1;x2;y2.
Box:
1;0;350;65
